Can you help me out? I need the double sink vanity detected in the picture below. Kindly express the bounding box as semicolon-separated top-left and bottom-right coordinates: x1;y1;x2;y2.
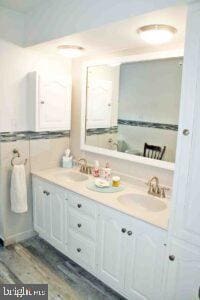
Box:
32;167;170;299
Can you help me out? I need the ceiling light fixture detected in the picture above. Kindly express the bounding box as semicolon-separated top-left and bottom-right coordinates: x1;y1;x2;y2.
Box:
57;45;84;58
137;24;177;45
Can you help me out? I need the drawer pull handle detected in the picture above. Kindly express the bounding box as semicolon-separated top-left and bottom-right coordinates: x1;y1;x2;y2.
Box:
121;228;126;233
169;255;175;261
77;223;82;228
77;248;81;253
127;231;133;236
77;204;82;208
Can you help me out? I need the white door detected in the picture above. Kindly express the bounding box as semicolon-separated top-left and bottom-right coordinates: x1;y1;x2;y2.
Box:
165;239;200;300
169;3;200;247
47;185;66;251
86;80;112;129
126;223;167;300
98;207;129;291
39;77;71;130
32;178;50;237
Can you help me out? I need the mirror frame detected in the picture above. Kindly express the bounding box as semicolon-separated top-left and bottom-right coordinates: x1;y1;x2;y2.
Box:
81;49;184;171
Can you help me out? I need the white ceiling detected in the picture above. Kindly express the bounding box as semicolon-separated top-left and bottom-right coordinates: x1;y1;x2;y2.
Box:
31;5;187;59
0;0;48;13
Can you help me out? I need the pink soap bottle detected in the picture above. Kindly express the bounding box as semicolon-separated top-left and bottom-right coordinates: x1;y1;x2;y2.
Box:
92;160;100;177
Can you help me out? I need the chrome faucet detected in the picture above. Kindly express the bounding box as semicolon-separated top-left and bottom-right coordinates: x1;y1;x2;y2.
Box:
147;176;167;198
78;158;92;174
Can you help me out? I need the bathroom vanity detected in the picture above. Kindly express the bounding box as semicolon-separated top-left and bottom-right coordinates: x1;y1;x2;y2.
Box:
32;168;168;299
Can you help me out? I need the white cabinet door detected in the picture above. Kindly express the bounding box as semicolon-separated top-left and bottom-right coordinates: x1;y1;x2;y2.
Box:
98;207;130;291
39;77;71;130
165;239;200;300
49;187;65;251
126;223;167;300
169;4;200;247
86;80;112;129
32;178;50;237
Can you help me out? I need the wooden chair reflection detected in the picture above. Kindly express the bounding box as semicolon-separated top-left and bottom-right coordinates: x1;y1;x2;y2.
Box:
143;143;166;160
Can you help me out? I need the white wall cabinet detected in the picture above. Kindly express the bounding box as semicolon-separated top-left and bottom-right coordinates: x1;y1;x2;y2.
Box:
163;3;200;299
32;176;167;299
28;72;71;132
169;3;200;248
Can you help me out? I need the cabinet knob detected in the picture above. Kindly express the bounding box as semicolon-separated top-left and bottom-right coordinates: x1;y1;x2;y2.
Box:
121;228;126;233
169;255;175;261
77;223;82;228
43;190;50;196
40;101;45;104
183;129;190;136
77;204;82;208
77;248;81;253
127;231;133;236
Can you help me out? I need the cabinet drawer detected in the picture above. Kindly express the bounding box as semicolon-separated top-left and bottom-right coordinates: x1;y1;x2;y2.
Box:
68;231;96;269
68;208;96;241
68;193;97;218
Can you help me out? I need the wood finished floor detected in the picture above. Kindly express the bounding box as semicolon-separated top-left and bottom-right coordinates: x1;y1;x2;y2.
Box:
0;236;126;300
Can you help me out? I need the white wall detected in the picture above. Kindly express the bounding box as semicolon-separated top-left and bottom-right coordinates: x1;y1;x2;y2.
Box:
0;38;71;132
24;0;188;46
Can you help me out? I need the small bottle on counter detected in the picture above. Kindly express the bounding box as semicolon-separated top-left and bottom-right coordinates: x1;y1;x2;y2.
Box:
112;176;121;187
101;162;111;181
92;160;100;177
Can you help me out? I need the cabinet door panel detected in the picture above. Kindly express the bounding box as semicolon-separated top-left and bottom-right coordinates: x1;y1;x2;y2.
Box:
50;192;64;250
33;184;45;234
170;5;200;247
165;240;200;300
33;179;50;236
98;207;128;290
39;78;71;130
126;224;167;300
86;80;112;129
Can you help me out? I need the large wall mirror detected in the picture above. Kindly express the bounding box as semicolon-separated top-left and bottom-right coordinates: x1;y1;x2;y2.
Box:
81;52;183;170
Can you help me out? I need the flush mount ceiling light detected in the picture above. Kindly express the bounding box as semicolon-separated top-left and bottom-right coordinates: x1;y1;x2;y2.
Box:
137;24;177;45
57;45;84;58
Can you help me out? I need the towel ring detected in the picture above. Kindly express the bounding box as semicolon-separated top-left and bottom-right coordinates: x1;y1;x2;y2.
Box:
11;149;28;166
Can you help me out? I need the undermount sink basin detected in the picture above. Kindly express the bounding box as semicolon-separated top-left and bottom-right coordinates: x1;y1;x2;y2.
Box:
55;171;88;182
118;193;166;212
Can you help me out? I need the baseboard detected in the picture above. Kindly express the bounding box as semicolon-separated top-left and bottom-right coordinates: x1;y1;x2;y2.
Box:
3;230;36;246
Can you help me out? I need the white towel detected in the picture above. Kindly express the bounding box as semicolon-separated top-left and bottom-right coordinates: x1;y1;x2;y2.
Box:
10;164;28;213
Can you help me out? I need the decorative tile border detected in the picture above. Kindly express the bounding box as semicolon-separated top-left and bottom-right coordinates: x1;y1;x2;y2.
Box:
118;119;178;131
86;126;118;136
0;130;70;142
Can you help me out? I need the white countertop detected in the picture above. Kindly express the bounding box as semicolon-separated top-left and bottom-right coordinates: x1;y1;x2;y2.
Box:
32;167;170;230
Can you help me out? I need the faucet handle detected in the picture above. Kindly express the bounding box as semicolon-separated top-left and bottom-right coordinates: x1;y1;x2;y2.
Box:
160;187;170;198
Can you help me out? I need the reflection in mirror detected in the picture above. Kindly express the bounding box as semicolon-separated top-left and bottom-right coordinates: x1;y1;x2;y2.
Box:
85;57;183;163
